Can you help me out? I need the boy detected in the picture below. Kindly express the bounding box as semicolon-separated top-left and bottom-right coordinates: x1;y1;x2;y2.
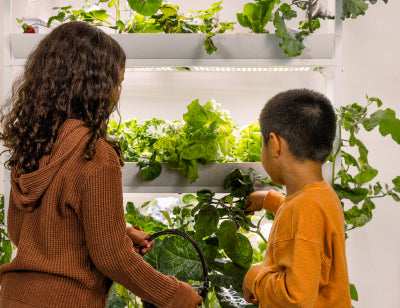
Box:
243;89;352;307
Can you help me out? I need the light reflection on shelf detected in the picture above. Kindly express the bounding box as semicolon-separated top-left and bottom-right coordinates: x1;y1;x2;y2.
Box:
125;66;313;72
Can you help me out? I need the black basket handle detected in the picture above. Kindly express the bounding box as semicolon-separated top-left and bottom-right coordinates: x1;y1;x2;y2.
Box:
141;229;209;308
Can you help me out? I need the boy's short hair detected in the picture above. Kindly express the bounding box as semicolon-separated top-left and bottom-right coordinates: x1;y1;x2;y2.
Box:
259;88;336;163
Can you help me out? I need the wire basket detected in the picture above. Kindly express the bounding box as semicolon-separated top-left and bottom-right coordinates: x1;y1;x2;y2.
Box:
141;229;210;308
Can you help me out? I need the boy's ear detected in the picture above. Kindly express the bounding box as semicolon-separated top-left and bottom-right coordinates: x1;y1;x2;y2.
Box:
269;133;281;158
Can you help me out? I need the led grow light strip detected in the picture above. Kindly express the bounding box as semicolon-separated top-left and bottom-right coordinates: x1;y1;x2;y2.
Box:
125;66;312;72
191;66;312;72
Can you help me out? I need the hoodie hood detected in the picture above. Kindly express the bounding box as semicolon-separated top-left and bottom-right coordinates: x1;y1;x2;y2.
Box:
11;119;91;212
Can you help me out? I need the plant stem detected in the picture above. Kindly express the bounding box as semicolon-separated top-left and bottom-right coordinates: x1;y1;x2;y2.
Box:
256;230;268;245
116;0;121;21
307;0;313;33
331;124;342;186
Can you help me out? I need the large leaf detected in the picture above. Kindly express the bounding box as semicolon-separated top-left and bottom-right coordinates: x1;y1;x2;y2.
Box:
273;5;307;57
223;169;254;199
216;221;253;268
138;157;162;181
354;165;378;184
362;108;400;144
127;0;162;16
195;205;219;239
144;235;204;282
333;184;369;204
344;204;373;228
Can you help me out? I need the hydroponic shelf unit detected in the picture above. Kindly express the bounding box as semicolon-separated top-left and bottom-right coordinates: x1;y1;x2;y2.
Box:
2;0;343;198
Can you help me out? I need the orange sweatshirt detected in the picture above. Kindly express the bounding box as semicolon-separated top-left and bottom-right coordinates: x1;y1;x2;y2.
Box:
0;119;196;308
245;181;352;307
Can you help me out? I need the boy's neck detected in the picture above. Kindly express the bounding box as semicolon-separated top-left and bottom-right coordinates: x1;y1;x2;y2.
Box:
282;160;324;196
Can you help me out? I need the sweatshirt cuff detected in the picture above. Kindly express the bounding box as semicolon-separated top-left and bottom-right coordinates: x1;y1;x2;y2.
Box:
262;189;285;214
164;279;197;308
244;265;264;297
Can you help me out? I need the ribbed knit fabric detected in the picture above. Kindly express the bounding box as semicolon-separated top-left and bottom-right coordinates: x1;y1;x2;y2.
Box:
0;119;195;308
244;181;352;307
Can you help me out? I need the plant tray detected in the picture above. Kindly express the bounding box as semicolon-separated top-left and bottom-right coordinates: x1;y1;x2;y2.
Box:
11;33;335;62
121;162;333;193
122;162;268;193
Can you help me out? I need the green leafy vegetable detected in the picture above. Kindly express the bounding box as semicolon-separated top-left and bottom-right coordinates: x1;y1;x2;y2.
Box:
144;235;204;281
237;0;278;33
273;4;308;57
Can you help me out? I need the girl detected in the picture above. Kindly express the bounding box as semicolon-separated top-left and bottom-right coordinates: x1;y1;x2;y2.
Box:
0;21;202;308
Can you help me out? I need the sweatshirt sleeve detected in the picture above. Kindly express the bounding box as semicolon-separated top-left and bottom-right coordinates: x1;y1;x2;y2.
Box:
245;238;321;307
262;189;285;214
6;190;23;247
80;163;196;308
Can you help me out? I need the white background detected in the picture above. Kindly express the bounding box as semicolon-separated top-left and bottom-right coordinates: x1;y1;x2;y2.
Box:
1;1;400;307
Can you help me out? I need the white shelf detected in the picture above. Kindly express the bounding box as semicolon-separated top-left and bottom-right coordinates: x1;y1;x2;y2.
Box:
10;33;336;67
121;162;334;193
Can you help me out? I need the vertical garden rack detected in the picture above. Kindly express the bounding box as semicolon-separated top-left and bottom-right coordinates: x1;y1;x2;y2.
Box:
2;0;343;216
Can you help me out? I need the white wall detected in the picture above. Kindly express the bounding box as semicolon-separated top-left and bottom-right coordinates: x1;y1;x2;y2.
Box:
342;2;400;307
1;1;400;307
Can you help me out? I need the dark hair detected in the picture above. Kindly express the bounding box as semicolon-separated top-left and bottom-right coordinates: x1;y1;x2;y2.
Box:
259;88;336;163
1;21;126;176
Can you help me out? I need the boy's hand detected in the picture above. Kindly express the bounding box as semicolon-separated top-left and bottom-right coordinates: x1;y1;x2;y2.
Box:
243;279;258;304
126;226;154;255
244;190;269;215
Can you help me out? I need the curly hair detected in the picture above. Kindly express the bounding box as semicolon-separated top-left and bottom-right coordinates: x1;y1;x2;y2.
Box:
1;21;126;176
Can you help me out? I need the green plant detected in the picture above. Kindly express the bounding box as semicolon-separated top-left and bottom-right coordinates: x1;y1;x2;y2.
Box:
46;1;111;27
109;96;400;306
108;99;239;183
108;168;275;308
45;1;235;55
0;195;13;267
329;96;400;234
237;0;387;57
327;96;400;304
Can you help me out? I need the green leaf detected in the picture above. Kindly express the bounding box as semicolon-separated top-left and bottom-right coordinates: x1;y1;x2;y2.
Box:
90;9;110;23
354;165;378;184
273;9;307;57
344;204;372;228
195;205;219;239
215;285;257;308
138;157;162;181
393;176;400;193
144;235;204;282
160;4;178;18
182;194;198;206
127;0;163;16
389;192;400;202
362;108;400;144
223;168;254;199
367;96;383;107
342;0;369;19
116;20;125;31
350;283;359;301
106;283;128;308
216;221;253;268
341;151;359;168
333;184;369;204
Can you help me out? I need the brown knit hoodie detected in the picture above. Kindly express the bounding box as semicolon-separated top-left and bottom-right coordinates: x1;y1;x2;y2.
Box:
0;119;194;308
